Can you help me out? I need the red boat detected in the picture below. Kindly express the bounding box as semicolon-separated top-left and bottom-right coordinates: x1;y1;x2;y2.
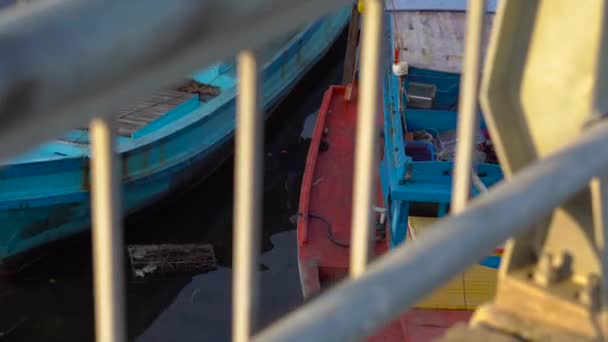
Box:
296;85;496;341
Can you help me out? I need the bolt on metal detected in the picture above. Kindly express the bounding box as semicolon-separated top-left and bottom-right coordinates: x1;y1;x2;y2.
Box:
533;252;572;287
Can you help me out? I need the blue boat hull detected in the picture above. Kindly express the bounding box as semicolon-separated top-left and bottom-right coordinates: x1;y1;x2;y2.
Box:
0;8;351;269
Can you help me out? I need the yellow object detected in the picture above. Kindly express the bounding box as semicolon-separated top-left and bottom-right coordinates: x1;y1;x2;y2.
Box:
357;0;364;13
409;217;498;310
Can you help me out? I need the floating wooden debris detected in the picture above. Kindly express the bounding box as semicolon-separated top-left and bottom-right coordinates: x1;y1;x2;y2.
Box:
127;244;217;278
176;79;221;101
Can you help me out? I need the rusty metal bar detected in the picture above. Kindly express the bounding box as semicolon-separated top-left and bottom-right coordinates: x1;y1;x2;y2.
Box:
89;118;126;342
253;118;608;342
349;0;383;277
232;50;263;342
451;0;486;213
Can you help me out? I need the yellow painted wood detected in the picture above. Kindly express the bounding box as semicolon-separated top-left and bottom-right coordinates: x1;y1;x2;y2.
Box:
409;216;497;310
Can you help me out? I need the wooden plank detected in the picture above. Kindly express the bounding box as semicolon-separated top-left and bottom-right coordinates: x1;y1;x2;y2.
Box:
58;81;219;144
409;217;498;310
342;4;360;84
113;89;197;136
127;243;217;278
392;11;494;73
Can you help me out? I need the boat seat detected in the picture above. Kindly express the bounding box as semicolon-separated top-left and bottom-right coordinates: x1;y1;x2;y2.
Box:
392;182;451;204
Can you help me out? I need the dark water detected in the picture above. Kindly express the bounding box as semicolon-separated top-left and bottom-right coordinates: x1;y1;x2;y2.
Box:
0;32;346;341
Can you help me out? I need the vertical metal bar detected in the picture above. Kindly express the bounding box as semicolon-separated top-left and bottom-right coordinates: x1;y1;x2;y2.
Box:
590;177;608;308
89;118;126;342
451;0;487;213
350;0;383;277
232;50;263;342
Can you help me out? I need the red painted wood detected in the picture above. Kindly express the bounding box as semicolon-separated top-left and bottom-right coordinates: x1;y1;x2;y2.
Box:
297;86;336;245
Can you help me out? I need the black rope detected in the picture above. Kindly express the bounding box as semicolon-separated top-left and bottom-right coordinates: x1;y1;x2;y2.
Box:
298;212;349;248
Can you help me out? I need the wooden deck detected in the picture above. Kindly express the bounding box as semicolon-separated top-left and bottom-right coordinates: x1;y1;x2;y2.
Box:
113;80;220;137
113;89;196;137
59;80;222;143
408;217;498;310
393;11;494;73
59;89;196;140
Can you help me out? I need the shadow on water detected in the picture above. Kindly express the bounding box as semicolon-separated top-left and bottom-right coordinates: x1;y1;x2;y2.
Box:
0;28;346;341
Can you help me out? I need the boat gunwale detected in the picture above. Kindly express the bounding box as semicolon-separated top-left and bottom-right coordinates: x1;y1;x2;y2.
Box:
297;85;340;245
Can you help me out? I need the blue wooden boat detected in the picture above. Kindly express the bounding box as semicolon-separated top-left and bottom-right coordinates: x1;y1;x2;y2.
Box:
381;0;502;249
382;0;504;269
374;0;507;327
0;7;350;272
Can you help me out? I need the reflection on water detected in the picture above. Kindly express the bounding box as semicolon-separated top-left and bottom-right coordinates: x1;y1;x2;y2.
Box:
138;231;301;341
300;112;318;141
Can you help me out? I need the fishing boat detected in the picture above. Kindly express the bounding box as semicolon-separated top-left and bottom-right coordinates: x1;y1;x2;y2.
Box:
0;7;351;273
297;86;501;340
382;0;502;246
298;2;504;340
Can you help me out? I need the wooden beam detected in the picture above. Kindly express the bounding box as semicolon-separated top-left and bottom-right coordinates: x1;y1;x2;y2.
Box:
342;4;361;85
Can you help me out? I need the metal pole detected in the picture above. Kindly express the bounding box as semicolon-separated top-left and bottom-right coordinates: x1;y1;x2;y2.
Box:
89;118;126;342
232;50;263;342
252;118;608;342
0;0;349;164
451;0;486;212
350;0;383;277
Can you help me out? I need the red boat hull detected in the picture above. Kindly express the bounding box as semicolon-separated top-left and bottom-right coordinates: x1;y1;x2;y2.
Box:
296;85;472;341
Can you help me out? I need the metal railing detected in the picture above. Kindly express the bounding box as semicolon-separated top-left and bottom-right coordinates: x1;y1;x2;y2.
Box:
0;0;605;341
89;118;126;342
232;50;263;342
349;0;383;278
451;0;486;212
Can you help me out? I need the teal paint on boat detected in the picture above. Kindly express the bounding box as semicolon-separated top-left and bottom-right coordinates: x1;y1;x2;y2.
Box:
131;96;201;139
193;63;236;87
380;10;504;268
0;8;351;267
